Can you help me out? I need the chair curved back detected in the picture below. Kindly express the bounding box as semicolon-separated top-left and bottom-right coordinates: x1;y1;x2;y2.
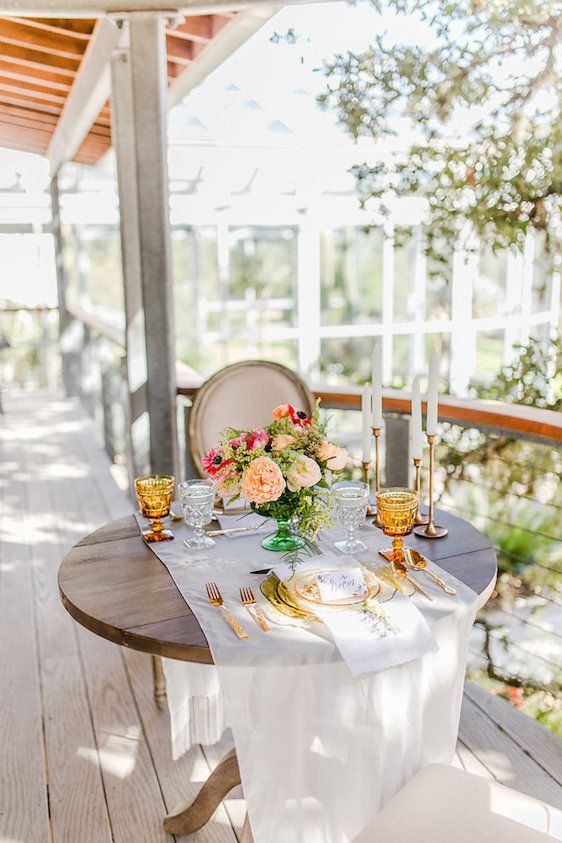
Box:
188;360;315;477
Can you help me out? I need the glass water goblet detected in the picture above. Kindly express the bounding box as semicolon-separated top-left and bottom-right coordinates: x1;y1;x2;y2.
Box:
376;487;418;565
135;474;175;543
332;480;370;553
178;479;216;550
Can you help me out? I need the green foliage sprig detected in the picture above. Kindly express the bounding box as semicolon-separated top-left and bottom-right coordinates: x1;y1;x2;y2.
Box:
320;0;562;266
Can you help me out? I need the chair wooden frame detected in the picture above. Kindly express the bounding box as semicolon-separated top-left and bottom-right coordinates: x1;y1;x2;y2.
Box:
188;359;315;477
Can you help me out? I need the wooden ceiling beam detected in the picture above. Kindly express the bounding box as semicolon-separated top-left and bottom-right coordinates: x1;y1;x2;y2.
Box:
29;18;96;37
166;16;213;44
0;118;51;141
0;134;47;153
0;18;89;58
165;35;193;65
0;78;67;104
8;16;94;40
0;41;81;74
0;91;63;113
0;101;59;125
0;58;74;87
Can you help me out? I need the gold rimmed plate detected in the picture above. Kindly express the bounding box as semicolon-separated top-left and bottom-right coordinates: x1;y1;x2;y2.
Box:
291;567;381;608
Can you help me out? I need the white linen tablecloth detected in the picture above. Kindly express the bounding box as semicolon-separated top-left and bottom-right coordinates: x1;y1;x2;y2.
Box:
138;516;479;843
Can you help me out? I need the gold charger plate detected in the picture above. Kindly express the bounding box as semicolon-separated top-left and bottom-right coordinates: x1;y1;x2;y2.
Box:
259;575;316;621
291;567;381;609
260;565;398;622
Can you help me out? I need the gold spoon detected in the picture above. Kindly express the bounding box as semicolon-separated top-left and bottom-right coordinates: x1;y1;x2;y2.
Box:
406;549;456;595
391;559;433;601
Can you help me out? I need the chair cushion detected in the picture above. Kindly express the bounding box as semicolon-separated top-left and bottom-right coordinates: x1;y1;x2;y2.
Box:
353;764;562;843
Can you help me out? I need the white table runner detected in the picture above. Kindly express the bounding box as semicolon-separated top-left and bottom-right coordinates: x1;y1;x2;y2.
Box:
138;516;478;843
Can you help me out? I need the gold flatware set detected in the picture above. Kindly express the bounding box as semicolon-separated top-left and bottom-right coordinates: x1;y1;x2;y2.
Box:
205;581;271;639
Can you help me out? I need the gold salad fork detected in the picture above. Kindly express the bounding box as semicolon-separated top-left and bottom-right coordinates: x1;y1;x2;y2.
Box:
240;587;270;632
205;582;249;640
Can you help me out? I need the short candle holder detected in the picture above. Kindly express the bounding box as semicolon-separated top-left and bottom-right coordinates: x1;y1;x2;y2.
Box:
413;457;428;525
413;434;448;539
371;426;382;527
361;460;375;516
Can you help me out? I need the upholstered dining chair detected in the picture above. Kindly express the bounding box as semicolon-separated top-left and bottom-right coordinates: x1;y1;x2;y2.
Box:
352;763;562;842
188;360;315;477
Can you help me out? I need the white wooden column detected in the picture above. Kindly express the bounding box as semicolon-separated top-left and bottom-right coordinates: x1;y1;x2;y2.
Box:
297;219;321;377
51;174;81;397
381;223;394;384
110;12;178;477
450;243;476;395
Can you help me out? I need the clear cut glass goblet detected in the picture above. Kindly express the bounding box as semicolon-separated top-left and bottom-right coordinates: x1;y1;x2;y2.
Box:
332;480;370;553
178;479;216;550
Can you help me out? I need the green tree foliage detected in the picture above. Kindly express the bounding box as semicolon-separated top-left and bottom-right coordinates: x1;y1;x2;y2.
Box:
320;1;562;267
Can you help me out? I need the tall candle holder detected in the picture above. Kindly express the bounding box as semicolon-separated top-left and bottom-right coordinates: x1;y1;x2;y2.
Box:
412;457;428;525
372;426;382;527
361;460;375;516
413;434;448;539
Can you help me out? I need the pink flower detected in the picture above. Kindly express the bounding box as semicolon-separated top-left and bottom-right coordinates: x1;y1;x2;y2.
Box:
240;456;286;505
229;433;248;449
289;405;311;427
317;441;338;462
203;447;231;478
287;455;322;492
216;463;240;497
325;446;349;471
271;433;295;452
272;403;292;420
246;429;270;451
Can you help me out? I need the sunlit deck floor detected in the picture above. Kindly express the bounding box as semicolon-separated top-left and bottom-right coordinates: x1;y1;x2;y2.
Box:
1;392;560;842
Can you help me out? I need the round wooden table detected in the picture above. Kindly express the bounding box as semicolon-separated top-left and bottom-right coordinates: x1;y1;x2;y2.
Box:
58;509;497;839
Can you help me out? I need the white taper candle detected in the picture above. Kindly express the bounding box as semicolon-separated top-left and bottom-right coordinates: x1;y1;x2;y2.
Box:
426;350;439;436
361;384;372;463
371;344;383;428
411;375;423;460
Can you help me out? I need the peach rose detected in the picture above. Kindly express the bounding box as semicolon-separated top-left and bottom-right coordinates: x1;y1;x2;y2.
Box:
317;441;338;462
271;433;295;452
272;403;291;420
326;446;349;471
240;456;286;505
287;454;322;492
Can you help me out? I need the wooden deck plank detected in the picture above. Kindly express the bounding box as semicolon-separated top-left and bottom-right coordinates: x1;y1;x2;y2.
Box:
459;693;562;807
465;681;562;786
28;471;113;843
0;447;51;842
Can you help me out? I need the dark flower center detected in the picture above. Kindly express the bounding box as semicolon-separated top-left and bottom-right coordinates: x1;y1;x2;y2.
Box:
211;454;223;466
297;410;307;419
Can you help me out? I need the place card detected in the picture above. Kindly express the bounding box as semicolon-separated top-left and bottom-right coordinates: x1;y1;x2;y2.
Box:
316;567;367;603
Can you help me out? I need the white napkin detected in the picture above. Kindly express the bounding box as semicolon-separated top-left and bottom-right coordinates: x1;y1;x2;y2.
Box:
216;511;273;539
272;553;437;677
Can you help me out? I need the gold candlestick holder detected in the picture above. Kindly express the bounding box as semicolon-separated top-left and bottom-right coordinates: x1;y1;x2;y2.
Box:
372;426;382;527
362;460;375;515
412;457;428;525
413;434;448;539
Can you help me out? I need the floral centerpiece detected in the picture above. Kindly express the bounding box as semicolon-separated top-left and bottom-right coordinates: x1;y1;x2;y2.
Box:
203;402;349;551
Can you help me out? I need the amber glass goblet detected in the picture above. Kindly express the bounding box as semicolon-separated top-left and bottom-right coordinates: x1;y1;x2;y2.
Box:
376;487;418;564
135;474;175;542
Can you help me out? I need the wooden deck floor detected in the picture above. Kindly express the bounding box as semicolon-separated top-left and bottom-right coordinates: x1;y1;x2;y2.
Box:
1;392;560;843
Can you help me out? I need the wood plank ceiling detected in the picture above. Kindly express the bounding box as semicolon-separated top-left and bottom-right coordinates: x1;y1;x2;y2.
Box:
0;13;233;165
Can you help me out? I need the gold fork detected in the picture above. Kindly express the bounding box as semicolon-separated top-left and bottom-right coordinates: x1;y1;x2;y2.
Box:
240;587;270;632
205;582;249;640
